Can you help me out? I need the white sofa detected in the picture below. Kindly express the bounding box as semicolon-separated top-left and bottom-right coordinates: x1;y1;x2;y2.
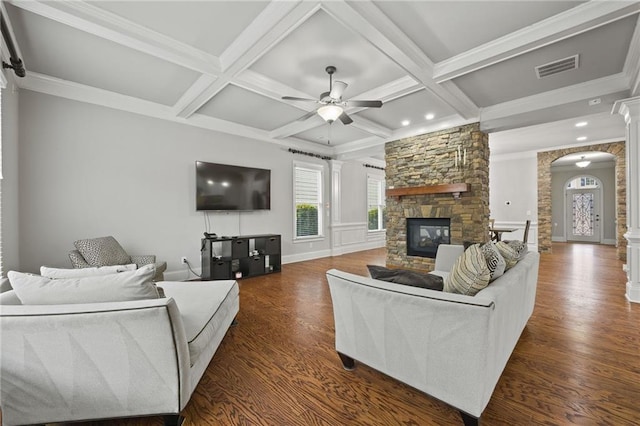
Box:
326;245;539;425
0;279;239;426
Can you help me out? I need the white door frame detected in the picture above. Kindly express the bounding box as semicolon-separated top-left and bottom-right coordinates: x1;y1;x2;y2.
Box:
563;175;603;243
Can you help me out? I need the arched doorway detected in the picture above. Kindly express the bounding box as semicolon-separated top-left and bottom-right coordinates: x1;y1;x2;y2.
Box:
538;142;626;260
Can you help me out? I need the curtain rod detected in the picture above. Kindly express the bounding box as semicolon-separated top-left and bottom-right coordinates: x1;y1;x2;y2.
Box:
1;12;26;77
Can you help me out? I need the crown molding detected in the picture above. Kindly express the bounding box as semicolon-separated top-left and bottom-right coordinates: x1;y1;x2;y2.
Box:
9;0;221;74
433;1;640;83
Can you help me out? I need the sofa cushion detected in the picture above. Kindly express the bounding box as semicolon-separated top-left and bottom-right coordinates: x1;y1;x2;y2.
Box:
74;236;132;267
161;280;239;366
8;264;158;305
40;264;137;279
443;244;491;296
496;240;528;270
481;242;506;281
367;265;443;291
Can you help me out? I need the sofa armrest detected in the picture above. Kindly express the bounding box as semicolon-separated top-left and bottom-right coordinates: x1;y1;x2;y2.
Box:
0;298;191;425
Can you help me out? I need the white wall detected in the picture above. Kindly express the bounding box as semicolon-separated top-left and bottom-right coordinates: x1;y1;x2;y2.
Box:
1;77;20;274
489;153;538;246
14;91;375;277
551;163;616;243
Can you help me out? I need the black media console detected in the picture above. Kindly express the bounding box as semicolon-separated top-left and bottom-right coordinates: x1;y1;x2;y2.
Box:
201;234;281;280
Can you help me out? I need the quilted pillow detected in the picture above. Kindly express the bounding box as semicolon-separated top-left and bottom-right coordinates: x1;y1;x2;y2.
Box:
40;264;137;279
481;242;506;281
367;265;444;291
443;244;490;296
74;236;131;267
8;264;158;305
495;240;528;270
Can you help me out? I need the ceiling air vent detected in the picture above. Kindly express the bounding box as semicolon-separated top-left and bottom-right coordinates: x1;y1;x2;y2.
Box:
535;54;579;79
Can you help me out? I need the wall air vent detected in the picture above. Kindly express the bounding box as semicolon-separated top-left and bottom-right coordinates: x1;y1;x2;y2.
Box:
535;54;579;79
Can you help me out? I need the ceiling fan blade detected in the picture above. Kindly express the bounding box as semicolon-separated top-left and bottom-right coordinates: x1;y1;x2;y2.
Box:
348;100;383;108
330;81;348;99
282;96;317;102
296;110;318;122
338;111;353;125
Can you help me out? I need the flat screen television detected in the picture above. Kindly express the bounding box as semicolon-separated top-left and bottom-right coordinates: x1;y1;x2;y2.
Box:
196;161;271;211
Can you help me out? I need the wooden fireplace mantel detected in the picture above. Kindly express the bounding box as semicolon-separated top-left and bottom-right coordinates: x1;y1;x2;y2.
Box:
386;183;469;199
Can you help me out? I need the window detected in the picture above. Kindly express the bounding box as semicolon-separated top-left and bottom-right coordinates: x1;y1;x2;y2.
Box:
567;176;599;189
367;175;386;231
294;163;323;239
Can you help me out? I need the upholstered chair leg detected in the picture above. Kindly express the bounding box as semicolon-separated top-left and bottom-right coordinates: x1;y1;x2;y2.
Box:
460;411;479;426
337;352;355;370
164;414;185;426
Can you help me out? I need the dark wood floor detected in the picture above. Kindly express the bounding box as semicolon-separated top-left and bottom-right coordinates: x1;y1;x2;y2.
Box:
11;243;640;425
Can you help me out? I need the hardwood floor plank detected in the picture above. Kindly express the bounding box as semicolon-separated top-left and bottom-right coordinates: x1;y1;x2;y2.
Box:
2;243;639;425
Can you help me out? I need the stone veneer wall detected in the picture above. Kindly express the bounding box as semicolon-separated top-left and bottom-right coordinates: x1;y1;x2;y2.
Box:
537;141;626;260
385;123;490;270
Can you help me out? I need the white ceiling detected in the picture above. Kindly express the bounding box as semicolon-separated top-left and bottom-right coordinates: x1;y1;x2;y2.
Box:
2;1;639;161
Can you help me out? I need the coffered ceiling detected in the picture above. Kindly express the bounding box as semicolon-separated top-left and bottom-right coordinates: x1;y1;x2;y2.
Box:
2;1;639;160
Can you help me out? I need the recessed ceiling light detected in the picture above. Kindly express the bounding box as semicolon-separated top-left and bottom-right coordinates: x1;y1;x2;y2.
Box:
425;113;435;120
401;120;410;126
576;136;587;141
575;121;588;127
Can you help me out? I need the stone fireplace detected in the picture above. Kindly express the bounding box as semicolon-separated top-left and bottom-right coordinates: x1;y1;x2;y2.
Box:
406;218;451;258
385;123;490;271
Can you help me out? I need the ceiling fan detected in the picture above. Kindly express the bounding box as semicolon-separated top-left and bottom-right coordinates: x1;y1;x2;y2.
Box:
282;66;383;125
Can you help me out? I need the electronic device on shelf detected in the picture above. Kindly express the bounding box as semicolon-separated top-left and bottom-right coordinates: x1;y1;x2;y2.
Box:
203;232;217;239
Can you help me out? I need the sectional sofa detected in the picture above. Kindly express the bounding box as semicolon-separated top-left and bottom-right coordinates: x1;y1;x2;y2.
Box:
326;244;540;425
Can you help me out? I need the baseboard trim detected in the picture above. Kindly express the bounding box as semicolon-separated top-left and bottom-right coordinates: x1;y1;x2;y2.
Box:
552;236;567;242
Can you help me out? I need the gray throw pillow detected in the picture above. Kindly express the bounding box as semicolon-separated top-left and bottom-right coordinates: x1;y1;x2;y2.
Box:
74;236;132;267
367;265;444;291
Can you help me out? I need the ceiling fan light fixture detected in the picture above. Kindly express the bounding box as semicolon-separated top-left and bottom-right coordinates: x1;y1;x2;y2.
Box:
317;105;343;123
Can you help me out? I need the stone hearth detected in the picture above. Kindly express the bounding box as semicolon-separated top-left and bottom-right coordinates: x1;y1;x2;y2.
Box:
385;122;490;271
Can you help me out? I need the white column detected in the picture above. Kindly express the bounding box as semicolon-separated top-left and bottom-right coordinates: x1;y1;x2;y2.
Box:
329;160;343;225
329;160;343;252
614;96;640;303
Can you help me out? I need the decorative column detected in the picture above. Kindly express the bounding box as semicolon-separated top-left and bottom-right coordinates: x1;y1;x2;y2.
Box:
614;97;640;303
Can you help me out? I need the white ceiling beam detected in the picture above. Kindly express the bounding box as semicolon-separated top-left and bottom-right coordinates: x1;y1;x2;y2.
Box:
350;116;392;139
322;0;478;119
233;69;317;105
219;1;319;73
433;1;640;83
480;73;631;123
18;71;339;154
8;0;221;75
176;1;319;119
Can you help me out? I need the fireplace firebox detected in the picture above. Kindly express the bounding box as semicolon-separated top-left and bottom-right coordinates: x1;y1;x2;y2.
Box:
406;218;451;258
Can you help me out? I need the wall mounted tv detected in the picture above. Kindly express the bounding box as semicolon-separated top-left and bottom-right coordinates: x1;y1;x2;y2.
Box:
196;161;271;211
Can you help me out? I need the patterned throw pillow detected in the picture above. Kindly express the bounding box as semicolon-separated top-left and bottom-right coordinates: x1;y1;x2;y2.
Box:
74;236;132;267
443;244;491;296
481;241;506;282
495;240;528;270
